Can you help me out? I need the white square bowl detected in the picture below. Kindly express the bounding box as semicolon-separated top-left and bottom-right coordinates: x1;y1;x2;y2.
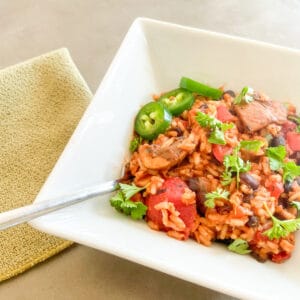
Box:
31;18;300;300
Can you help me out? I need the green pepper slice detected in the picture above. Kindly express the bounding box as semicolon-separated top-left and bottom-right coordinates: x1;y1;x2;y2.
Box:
180;77;222;100
158;88;195;116
134;102;172;140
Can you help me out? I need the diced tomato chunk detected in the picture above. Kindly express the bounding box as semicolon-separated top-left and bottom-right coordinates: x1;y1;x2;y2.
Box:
271;251;291;263
266;180;284;200
146;177;196;239
216;105;235;122
286;131;300;151
281;120;296;136
252;231;270;243
212;144;233;163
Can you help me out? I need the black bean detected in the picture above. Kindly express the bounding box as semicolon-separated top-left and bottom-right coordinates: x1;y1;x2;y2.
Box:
290;151;300;165
199;103;208;110
240;173;259;190
216;203;232;215
246;215;259;227
278;196;290;209
223;90;236;98
172;127;183;136
187;178;201;192
187;178;208;215
284;181;293;193
269;136;286;147
243;194;254;203
216;239;233;245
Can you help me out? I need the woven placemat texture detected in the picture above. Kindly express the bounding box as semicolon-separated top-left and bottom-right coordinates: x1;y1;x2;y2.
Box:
0;48;92;281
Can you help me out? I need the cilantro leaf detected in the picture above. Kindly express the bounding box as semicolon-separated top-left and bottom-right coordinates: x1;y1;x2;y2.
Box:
266;145;286;171
129;136;143;152
282;161;300;183
240;140;264;153
195;112;219;128
110;191;125;212
266;146;300;183
220;122;234;131
221;171;233;186
221;146;251;188
233;86;255;105
263;203;300;239
228;239;251;254
130;202;148;220
110;183;147;220
204;188;230;208
196;112;234;145
208;127;226;145
119;183;146;200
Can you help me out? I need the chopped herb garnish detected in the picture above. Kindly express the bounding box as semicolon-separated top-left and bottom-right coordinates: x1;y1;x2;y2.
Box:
266;146;300;182
263;203;300;239
208;127;226;145
228;239;251;255
266;145;286;171
282;161;300;183
118;183;145;200
221;146;251;188
129;136;143;152
234;86;254;105
204;188;230;208
196;112;233;145
240;140;264;153
110;183;147;220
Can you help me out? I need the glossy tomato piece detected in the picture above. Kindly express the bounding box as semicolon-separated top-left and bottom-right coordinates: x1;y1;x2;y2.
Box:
216;105;235;122
271;251;291;263
267;181;284;199
146;177;196;239
281;120;296;136
286;131;300;151
212;144;233;163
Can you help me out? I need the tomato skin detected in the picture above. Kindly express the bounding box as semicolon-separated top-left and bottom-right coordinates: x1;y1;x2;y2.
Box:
146;178;196;238
271;251;291;263
253;231;269;243
212;144;233;163
286;131;300;151
216;105;235;122
281;120;296;136
266;181;284;199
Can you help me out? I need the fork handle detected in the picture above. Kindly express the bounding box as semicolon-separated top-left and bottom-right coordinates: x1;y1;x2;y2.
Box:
0;180;118;230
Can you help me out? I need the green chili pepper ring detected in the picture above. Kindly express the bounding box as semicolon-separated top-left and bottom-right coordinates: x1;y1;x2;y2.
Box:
158;88;195;116
134;102;172;140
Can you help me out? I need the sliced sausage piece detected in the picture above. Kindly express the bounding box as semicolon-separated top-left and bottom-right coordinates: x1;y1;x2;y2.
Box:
139;140;187;170
233;99;287;132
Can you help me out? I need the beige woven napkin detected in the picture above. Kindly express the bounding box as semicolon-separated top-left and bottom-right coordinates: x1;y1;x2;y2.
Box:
0;48;92;281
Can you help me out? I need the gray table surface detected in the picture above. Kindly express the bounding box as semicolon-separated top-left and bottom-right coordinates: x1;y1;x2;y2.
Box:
0;1;299;299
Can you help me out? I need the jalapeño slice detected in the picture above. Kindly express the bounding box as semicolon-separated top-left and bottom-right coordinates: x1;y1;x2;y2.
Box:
134;102;172;140
180;77;222;100
158;88;195;116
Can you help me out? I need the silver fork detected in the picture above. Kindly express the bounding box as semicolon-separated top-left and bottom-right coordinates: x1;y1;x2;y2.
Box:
0;180;118;230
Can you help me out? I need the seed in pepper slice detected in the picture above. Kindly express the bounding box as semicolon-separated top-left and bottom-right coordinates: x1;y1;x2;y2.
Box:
134;102;172;140
158;88;195;116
